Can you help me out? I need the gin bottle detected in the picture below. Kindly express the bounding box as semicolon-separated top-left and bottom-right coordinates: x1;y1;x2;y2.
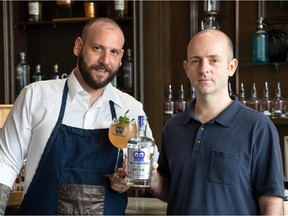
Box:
175;84;186;113
271;82;286;119
16;52;30;95
247;82;260;111
127;115;155;188
32;64;43;82
122;49;133;90
239;82;247;106
50;63;60;79
163;84;174;117
260;81;272;118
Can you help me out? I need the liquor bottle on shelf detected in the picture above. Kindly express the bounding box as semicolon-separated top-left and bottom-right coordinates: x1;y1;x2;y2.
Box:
187;86;196;109
163;84;175;118
127;115;155;188
175;84;186;113
114;0;128;17
238;82;247;106
28;1;42;22
252;17;269;63
111;75;118;88
122;49;133;91
228;82;233;96
271;82;286;119
260;81;272;118
246;82;260;111
50;63;60;80
16;52;30;95
84;1;95;18
32;64;44;82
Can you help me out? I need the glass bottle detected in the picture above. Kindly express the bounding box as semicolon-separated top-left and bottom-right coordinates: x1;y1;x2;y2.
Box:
247;82;260;111
271;82;286;119
122;49;133;90
228;82;233;96
238;82;247;106
50;63;60;79
163;84;175;117
260;81;272;118
187;86;196;109
175;84;186;113
252;17;269;63
114;0;128;17
127;115;155;188
28;1;42;22
111;76;118;88
16;52;30;95
32;64;44;82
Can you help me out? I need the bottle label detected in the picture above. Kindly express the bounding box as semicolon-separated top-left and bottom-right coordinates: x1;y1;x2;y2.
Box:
28;2;39;15
114;0;125;10
127;143;154;180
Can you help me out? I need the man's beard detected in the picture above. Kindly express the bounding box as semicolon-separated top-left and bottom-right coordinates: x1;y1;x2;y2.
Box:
78;52;118;90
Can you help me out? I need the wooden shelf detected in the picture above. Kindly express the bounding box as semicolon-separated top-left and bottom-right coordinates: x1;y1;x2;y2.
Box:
244;62;288;73
14;16;133;27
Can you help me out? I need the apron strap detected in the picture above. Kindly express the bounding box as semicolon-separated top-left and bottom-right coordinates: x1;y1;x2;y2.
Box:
109;100;117;120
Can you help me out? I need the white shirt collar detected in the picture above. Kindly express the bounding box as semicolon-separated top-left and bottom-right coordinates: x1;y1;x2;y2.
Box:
67;70;124;109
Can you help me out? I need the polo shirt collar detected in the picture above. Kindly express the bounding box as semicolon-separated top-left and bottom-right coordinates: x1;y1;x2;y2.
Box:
182;95;241;127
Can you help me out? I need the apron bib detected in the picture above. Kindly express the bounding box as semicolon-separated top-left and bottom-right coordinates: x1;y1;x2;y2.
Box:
20;81;127;215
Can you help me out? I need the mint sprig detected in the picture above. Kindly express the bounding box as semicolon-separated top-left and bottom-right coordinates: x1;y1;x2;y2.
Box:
118;110;134;124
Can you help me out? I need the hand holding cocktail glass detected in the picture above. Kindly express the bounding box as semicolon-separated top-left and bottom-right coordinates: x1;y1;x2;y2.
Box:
108;111;137;178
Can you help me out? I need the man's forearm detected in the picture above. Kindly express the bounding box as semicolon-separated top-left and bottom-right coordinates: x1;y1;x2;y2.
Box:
0;183;10;215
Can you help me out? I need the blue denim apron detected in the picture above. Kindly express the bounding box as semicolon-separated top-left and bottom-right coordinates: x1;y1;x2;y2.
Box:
20;81;127;215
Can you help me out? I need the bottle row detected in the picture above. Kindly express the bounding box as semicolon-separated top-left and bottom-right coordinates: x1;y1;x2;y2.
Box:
16;52;68;95
15;49;134;96
163;84;194;118
238;81;287;119
26;0;130;23
163;81;288;120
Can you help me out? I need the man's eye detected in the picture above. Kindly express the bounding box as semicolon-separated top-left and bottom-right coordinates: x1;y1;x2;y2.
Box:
210;59;219;63
111;50;120;56
93;46;102;52
191;59;200;64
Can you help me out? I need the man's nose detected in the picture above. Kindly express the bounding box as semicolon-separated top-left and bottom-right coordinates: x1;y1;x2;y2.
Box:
199;60;209;73
99;51;110;64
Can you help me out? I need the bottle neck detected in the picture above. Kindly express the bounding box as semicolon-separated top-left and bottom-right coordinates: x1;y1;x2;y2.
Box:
138;116;147;137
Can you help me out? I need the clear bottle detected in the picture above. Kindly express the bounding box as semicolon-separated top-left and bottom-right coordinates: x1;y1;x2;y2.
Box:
127;115;155;188
28;1;42;22
114;0;128;17
238;82;247;106
247;82;260;111
111;75;118;88
122;49;133;90
228;82;233;96
32;64;43;82
16;52;30;95
271;82;286;119
175;84;186;113
187;86;196;109
260;81;272;118
163;84;175;117
252;17;269;63
50;63;60;79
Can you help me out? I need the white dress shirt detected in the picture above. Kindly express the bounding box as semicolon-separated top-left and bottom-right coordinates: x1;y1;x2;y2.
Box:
0;71;157;195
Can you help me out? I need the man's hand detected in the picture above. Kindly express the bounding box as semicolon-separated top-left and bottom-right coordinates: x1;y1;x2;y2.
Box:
109;167;129;193
109;156;129;193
